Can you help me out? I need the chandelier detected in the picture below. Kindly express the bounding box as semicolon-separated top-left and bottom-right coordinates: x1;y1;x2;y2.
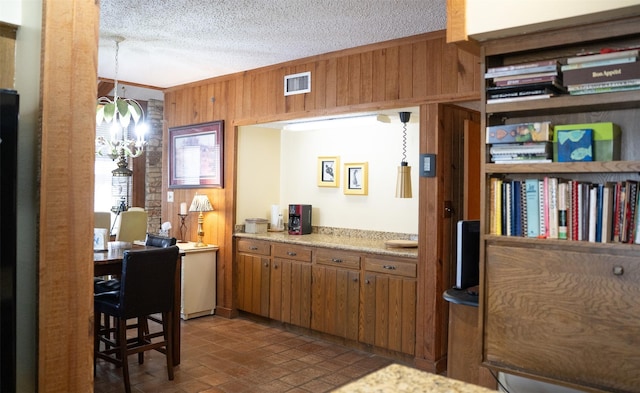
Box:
95;38;147;164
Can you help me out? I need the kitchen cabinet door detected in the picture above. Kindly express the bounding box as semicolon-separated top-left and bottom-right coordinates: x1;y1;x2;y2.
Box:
361;257;417;355
311;264;360;341
271;258;311;328
236;241;271;317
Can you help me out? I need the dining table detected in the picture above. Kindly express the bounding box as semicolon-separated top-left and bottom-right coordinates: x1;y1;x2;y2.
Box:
94;244;184;365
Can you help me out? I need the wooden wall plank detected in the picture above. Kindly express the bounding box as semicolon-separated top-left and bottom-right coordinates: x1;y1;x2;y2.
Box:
384;46;399;101
360;51;373;104
336;56;349;107
38;1;98;391
398;43;414;100
347;54;361;105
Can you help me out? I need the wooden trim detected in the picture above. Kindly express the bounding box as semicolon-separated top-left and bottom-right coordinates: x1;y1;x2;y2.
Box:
446;0;480;56
38;0;99;391
0;22;17;89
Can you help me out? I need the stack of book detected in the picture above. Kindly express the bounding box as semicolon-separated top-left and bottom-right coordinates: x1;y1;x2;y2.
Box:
489;176;640;244
484;60;565;103
486;121;554;164
562;48;640;95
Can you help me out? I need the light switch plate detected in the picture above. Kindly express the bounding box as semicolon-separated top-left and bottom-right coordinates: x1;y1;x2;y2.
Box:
167;191;174;202
420;154;436;177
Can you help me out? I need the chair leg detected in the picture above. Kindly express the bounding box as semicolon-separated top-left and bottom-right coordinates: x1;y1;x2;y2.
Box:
163;311;174;381
137;317;145;364
118;317;132;393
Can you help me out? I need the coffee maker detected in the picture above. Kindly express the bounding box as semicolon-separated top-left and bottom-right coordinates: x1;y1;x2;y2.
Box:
288;204;312;235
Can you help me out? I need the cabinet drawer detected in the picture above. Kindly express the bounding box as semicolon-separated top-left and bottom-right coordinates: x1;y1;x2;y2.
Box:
273;244;312;262
316;249;361;269
364;257;416;278
237;239;271;256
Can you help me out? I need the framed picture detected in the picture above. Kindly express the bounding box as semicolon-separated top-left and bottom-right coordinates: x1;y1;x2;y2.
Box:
317;156;340;187
169;120;224;188
344;162;368;195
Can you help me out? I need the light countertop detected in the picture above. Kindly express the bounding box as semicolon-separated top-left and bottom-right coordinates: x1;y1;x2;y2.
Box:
234;231;418;259
332;364;497;393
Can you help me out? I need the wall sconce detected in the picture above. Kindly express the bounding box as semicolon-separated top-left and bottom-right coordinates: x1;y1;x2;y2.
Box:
189;193;214;247
395;112;412;198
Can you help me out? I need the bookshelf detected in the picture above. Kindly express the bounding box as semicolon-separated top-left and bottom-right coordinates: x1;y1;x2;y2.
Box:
479;16;640;393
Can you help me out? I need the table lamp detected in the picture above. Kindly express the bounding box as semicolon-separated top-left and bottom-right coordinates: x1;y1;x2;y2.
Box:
189;193;214;247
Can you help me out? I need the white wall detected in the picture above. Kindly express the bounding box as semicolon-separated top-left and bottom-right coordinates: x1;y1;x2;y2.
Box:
237;112;419;234
467;0;640;37
0;0;21;24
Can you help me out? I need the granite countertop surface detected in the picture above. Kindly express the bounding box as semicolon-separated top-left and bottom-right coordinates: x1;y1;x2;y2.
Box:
332;364;497;393
234;231;418;259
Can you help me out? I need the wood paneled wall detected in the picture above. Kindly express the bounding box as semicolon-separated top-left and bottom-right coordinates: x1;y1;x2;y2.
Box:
163;30;481;371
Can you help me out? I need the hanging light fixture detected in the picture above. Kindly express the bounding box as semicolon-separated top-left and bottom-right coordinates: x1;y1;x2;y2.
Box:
95;38;147;168
395;112;412;198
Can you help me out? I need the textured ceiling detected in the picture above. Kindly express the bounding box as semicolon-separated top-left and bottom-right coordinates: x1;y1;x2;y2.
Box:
99;0;447;89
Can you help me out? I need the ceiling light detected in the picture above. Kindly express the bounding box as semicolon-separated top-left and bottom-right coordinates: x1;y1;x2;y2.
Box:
95;38;147;167
395;112;412;198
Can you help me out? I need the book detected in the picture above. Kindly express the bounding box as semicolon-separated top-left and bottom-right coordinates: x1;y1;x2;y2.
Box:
570;180;580;241
487;94;554;104
492;71;560;83
485;62;559;79
511;180;522;237
558;181;568;240
487;87;557;100
486;59;559;74
490;141;553;157
502;182;512;236
567;78;640;91
588;185;597;242
613;181;626;242
568;84;640;95
492;158;552;164
520;181;528;237
566;48;640;65
560;55;637;71
623;180;638;243
547;177;559;239
494;75;560;87
486;122;553;144
563;61;640;86
487;80;566;93
595;183;604;242
489;177;503;235
525;179;540;238
601;183;614;243
539;178;548;238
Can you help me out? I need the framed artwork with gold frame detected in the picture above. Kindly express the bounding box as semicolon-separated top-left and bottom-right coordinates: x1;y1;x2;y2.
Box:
317;156;339;187
343;162;368;195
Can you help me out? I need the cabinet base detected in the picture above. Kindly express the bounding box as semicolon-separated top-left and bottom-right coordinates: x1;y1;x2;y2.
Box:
181;309;215;320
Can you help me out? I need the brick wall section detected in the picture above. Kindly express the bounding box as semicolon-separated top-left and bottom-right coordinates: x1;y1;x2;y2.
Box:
145;98;164;234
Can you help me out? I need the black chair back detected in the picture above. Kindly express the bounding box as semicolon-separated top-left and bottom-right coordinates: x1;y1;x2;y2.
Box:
118;246;179;319
145;233;177;248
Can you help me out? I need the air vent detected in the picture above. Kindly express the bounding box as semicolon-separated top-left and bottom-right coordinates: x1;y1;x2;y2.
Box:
284;71;311;96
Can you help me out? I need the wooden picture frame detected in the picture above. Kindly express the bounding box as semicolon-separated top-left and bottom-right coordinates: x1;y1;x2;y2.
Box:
344;162;368;195
169;120;224;188
317;156;340;187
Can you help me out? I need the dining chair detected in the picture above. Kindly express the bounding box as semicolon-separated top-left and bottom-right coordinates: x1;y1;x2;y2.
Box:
94;246;179;393
113;208;148;243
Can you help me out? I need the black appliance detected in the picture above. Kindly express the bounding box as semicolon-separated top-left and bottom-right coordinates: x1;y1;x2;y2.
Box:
288;204;312;235
455;220;480;289
0;89;18;392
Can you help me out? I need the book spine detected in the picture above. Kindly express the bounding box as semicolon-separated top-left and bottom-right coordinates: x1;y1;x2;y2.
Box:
567;78;640;91
487;94;553;104
566;49;640;64
521;181;528;237
563;61;640;86
548;177;559;239
613;181;625;242
634;185;640;244
539;178;548;238
570;180;580;241
595;183;604;243
487;88;551;99
489;177;503;235
501;181;509;236
588;185;597;242
601;184;613;243
511;180;522;237
525;179;540;238
560;56;637;71
487;59;558;73
625;181;638;243
505;182;512;236
485;64;559;79
494;75;559;86
558;182;568;240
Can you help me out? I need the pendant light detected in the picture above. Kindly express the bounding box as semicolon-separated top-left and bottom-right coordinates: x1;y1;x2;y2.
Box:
395;112;412;198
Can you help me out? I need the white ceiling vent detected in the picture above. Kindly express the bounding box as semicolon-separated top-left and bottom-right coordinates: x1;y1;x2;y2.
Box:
284;71;311;96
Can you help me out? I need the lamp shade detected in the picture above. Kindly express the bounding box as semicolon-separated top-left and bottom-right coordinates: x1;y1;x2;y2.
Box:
395;162;412;198
189;194;213;212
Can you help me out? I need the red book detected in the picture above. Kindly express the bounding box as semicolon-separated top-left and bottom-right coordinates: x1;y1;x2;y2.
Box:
613;181;625;243
570;180;580;241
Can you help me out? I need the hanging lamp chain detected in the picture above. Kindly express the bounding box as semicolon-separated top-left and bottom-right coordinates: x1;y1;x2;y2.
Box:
401;121;408;163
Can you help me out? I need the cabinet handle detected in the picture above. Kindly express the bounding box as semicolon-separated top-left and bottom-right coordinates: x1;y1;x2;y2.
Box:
365;279;370;284
264;262;269;267
287;251;297;256
332;258;343;263
249;246;258;250
353;277;358;282
383;265;396;270
613;266;624;275
274;263;278;269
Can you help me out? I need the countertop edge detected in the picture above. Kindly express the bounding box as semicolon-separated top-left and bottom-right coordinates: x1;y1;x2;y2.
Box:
234;232;418;259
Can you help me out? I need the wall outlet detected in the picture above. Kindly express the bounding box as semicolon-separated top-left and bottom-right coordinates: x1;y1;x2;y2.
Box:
167;191;174;202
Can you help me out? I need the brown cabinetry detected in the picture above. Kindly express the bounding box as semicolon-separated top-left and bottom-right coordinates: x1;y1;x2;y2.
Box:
311;249;361;340
479;17;640;393
361;256;417;355
270;244;312;328
236;239;271;317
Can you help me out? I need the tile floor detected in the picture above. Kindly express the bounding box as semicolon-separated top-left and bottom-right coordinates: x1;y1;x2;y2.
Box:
94;315;399;393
